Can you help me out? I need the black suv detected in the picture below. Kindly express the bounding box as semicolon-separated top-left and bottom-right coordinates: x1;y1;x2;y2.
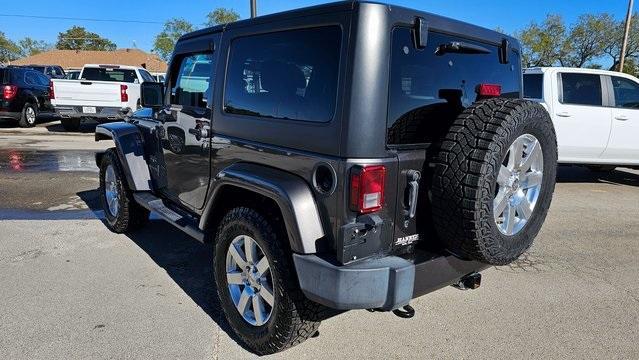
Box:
95;1;557;354
0;66;54;127
25;65;66;79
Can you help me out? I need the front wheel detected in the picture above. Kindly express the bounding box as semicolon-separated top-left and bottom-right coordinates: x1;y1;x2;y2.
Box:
99;148;149;233
214;207;324;355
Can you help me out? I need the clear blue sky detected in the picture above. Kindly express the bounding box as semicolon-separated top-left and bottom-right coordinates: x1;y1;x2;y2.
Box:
0;0;635;53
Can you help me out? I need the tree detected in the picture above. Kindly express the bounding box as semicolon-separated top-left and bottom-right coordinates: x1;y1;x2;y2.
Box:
19;37;51;57
603;13;639;70
517;15;569;67
206;8;240;27
153;18;195;61
56;26;116;51
561;14;614;68
0;31;21;63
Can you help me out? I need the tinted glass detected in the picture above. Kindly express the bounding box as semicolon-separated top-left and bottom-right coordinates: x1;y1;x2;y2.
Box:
81;67;138;83
35;73;50;86
523;74;543;99
24;71;38;85
224;26;342;123
171;53;213;108
139;69;155;83
560;73;602;106
387;28;521;145
612;76;639;109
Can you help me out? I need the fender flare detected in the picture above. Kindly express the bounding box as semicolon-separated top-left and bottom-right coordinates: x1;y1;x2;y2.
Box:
95;122;152;191
201;162;325;254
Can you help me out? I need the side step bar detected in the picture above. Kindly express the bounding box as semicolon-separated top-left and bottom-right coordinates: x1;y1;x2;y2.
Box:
132;192;205;242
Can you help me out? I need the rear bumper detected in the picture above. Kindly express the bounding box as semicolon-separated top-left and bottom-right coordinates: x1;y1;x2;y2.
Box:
293;250;488;311
55;106;130;121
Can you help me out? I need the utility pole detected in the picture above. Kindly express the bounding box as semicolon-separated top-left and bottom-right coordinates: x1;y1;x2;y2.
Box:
620;0;634;72
250;0;257;18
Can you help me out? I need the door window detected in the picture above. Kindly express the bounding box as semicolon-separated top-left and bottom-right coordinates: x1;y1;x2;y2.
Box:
139;69;155;83
611;76;639;109
523;74;544;99
170;53;213;108
560;73;602;106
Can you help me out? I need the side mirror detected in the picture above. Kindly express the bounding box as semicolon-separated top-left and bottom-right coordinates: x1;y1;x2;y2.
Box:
141;82;165;108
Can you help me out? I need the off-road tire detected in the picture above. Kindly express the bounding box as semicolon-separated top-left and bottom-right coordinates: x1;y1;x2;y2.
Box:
431;98;557;265
214;207;324;355
18;103;37;128
61;118;81;132
99;148;149;233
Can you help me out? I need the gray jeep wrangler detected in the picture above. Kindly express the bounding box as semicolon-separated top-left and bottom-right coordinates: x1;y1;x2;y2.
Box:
95;1;557;354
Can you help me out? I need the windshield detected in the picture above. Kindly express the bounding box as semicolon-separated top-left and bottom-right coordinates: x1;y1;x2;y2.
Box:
81;67;138;83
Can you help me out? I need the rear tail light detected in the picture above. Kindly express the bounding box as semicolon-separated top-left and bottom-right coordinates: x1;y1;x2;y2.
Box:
120;84;128;102
350;165;386;214
476;84;502;97
49;81;55;99
3;85;18;101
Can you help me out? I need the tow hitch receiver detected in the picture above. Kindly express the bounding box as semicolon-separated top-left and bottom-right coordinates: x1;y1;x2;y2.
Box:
452;272;482;290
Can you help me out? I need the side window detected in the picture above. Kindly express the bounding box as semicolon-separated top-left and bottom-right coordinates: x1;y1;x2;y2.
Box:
224;26;342;123
560;73;602;106
24;71;37;85
611;76;639;109
139;69;155;83
36;73;50;86
523;74;544;99
170;53;213;108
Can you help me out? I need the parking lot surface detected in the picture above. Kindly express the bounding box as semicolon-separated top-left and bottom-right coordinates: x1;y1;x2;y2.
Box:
1;121;638;359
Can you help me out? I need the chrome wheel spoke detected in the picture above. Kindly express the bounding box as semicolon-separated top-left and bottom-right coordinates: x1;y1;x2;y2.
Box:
228;243;248;269
252;294;266;326
504;204;516;235
493;188;509;220
497;165;511;186
255;256;269;277
516;196;533;221
260;284;274;307
508;137;525;170
227;271;244;285
521;139;541;171
236;289;250;315
522;171;543;189
244;236;257;265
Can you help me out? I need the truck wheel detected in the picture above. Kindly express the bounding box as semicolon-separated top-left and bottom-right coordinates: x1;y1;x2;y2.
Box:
214;207;323;355
61;118;81;132
431;98;557;265
18;104;37;128
99;148;149;233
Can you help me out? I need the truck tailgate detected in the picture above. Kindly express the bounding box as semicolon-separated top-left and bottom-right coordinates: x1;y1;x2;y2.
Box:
51;80;124;107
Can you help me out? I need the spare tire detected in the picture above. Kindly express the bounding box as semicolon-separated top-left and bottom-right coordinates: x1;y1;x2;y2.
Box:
430;98;557;265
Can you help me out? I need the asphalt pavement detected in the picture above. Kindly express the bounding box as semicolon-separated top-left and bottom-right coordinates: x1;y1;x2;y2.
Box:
0;119;638;359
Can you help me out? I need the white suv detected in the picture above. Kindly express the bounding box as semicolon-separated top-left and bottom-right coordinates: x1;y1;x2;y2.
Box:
524;67;639;169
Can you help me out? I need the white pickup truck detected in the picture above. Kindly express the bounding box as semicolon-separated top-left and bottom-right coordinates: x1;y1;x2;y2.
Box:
524;67;639;170
50;64;156;131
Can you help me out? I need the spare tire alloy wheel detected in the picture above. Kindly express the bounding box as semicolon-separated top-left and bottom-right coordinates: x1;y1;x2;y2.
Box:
226;235;274;326
494;134;543;236
104;164;120;217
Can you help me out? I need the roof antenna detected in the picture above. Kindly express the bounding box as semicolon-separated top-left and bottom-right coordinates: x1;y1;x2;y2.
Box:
250;0;257;18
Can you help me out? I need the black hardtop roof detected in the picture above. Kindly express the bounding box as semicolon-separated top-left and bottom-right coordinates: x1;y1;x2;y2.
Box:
180;1;518;47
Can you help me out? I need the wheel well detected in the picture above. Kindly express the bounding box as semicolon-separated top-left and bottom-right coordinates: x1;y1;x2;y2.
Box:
203;185;285;241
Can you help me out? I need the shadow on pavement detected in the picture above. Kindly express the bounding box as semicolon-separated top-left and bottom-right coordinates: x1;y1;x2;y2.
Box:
45;122;98;134
556;165;639;187
0;115;60;128
76;189;249;351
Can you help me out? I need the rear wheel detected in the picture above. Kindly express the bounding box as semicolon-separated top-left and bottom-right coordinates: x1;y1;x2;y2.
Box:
18;104;37;128
61;118;81;132
431;98;557;265
99;148;149;233
214;207;324;355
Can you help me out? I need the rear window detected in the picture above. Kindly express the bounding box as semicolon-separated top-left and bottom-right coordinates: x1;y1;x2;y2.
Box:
523;74;543;99
81;67;138;83
387;28;521;146
560;73;602;106
224;26;342;123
